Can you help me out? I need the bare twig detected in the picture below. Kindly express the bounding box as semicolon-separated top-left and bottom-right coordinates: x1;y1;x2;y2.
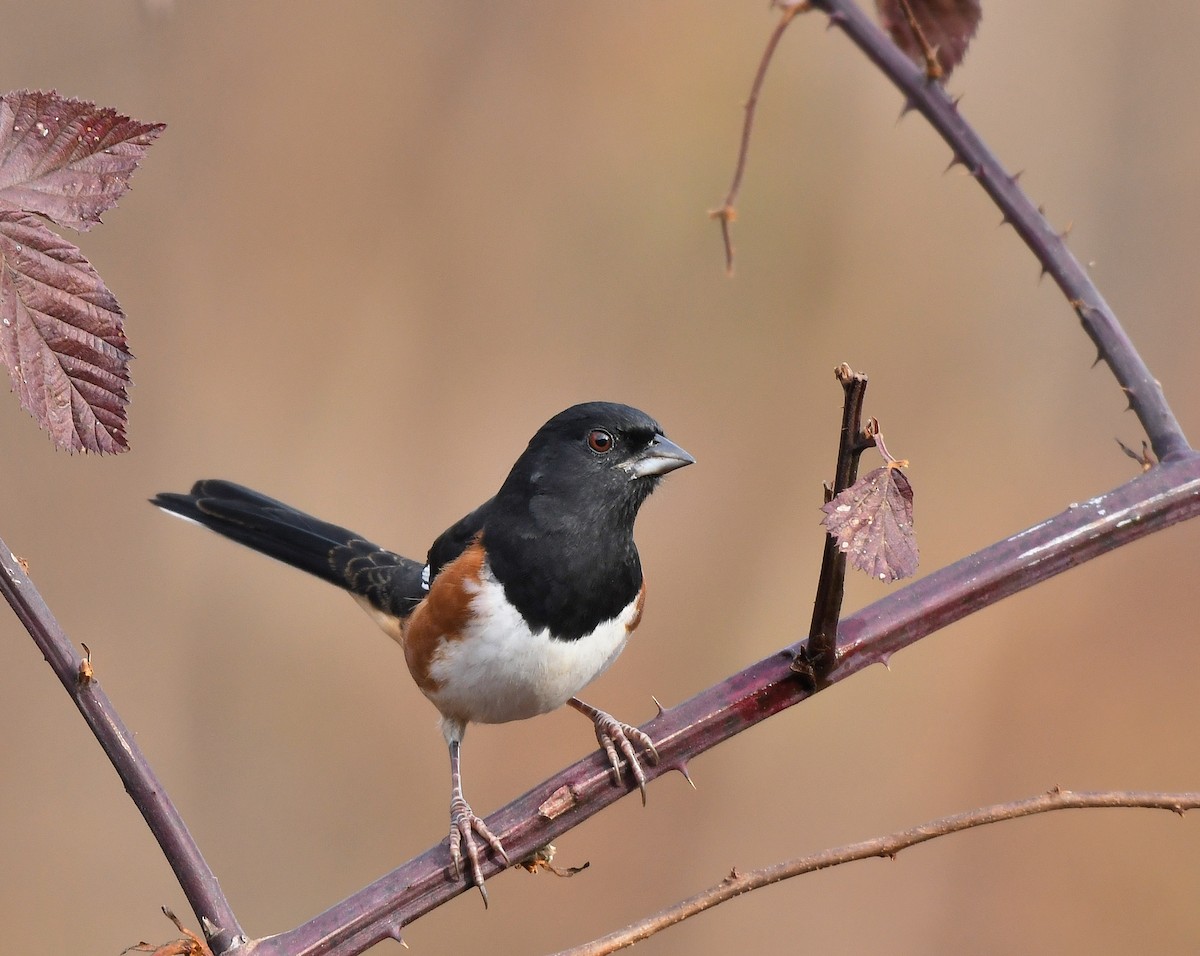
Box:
807;0;1191;462
806;363;873;671
0;541;246;954
709;1;809;275
552;788;1200;956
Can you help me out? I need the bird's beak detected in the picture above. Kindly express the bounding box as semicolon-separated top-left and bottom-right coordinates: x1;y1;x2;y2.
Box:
624;434;696;479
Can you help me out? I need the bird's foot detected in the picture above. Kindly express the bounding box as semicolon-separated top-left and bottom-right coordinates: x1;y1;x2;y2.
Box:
570;698;660;805
449;795;509;907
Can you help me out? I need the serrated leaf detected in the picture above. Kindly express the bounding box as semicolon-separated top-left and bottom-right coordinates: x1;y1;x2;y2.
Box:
875;0;981;78
0;211;131;453
0;90;165;231
821;465;919;582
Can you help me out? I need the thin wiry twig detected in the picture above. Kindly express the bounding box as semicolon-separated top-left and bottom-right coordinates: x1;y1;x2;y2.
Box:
552;789;1199;956
709;2;809;275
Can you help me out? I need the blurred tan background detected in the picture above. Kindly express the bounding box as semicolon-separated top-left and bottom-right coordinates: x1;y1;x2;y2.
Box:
2;2;1198;953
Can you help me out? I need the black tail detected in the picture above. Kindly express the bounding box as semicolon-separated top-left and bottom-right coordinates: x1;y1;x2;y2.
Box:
152;480;425;619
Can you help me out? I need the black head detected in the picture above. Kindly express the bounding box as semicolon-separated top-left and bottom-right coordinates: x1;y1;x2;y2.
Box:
481;401;692;639
496;401;694;529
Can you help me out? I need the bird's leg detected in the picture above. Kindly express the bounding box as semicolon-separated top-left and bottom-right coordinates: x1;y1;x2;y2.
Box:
447;738;508;906
567;697;659;805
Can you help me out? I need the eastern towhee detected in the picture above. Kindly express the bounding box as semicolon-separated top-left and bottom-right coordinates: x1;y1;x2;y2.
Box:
152;402;693;903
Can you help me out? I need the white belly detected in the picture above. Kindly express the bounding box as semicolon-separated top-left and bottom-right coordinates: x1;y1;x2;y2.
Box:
424;565;638;726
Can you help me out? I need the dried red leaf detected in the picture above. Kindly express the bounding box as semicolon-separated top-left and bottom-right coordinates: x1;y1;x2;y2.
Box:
875;0;981;78
821;465;919;582
0;90;164;231
0;211;131;453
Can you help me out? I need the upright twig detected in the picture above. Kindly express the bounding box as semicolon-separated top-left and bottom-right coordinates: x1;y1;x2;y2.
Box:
806;364;874;671
0;541;246;954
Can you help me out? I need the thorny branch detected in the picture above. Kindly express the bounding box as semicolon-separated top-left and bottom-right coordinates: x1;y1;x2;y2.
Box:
0;542;247;954
806;0;1190;461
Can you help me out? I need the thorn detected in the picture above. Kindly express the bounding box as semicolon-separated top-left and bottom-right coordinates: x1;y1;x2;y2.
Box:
898;99;917;120
827;10;847;27
1091;350;1103;369
1038;263;1049;282
677;762;697;790
1037;203;1047;216
879;651;892;670
1059;219;1074;240
943;154;965;174
651;695;666;719
951;93;964;109
1009;169;1024;184
789;646;817;688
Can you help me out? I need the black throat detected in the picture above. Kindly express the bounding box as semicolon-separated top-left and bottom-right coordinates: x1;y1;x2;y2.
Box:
483;483;649;642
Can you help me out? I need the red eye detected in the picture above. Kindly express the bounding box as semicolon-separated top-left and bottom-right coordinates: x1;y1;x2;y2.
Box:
587;428;615;453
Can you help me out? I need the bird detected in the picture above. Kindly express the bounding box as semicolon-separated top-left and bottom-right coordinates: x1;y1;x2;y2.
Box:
151;401;693;903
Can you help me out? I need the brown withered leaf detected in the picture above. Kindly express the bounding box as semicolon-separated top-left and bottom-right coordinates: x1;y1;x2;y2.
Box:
0;211;131;453
821;465;918;582
0;90;164;231
875;0;981;78
121;939;210;956
121;907;213;956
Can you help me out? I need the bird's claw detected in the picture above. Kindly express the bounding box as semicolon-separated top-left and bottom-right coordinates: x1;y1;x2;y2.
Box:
449;796;509;906
590;709;660;805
